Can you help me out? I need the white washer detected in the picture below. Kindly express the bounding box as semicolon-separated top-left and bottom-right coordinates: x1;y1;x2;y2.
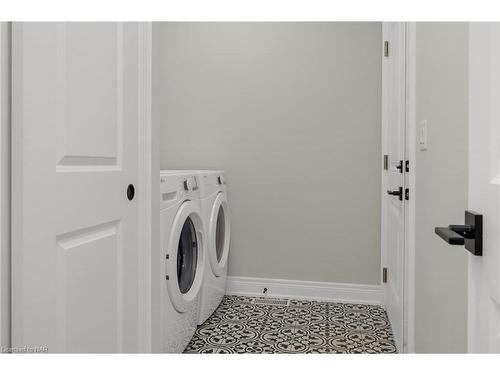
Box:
160;171;205;352
197;170;231;325
159;170;231;325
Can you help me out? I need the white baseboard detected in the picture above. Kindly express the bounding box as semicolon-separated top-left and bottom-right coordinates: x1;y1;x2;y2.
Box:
226;276;382;305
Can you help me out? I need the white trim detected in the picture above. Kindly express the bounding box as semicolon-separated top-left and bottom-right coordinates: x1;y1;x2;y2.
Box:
148;22;161;353
137;22;155;353
10;22;23;347
226;276;382;305
404;21;417;354
0;22;11;350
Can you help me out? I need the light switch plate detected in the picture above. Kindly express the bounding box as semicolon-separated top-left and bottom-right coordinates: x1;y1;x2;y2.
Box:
419;120;428;150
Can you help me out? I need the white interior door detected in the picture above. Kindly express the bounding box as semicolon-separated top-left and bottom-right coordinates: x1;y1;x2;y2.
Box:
382;22;406;353
468;22;500;353
12;22;144;353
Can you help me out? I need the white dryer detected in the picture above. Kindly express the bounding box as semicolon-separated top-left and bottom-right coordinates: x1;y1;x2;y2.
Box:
160;171;205;352
197;170;231;325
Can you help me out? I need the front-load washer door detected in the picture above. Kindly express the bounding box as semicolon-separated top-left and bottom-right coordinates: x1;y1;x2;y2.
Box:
208;192;231;277
167;200;205;313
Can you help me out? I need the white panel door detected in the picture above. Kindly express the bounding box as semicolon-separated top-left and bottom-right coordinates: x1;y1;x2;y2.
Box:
468;23;500;353
382;22;406;353
12;23;143;353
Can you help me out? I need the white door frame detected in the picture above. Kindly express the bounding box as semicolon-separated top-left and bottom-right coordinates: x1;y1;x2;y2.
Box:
467;22;500;353
381;21;417;353
404;22;417;354
137;22;160;353
9;22;158;353
137;22;161;352
0;21;11;351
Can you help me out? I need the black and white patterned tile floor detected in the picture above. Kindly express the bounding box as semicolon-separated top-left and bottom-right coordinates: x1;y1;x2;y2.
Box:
184;295;397;354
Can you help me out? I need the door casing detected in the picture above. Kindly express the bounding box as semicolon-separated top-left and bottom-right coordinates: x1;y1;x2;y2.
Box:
468;22;500;353
404;22;417;354
0;21;11;351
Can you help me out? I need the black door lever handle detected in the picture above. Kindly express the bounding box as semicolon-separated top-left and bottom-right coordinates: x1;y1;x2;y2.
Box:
434;211;482;256
387;187;403;201
435;227;465;245
448;224;474;238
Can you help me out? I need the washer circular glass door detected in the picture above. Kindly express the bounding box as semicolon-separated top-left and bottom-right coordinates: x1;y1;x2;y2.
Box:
177;217;197;294
215;207;225;262
209;192;230;276
167;200;204;313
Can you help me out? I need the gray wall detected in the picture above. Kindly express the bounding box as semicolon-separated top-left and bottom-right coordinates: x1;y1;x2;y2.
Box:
159;23;382;285
415;23;468;352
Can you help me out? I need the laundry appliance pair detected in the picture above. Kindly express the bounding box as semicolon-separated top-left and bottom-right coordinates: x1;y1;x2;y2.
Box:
159;170;230;353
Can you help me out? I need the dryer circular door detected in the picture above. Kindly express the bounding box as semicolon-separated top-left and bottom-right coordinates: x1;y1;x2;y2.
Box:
208;192;231;276
167;200;205;313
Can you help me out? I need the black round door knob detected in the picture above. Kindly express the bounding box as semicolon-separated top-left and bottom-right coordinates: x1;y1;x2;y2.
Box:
127;184;135;201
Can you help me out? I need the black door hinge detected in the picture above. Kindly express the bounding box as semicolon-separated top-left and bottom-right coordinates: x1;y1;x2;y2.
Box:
384;41;389;57
405;160;409;173
396;160;403;173
382;267;388;283
405;188;409;201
